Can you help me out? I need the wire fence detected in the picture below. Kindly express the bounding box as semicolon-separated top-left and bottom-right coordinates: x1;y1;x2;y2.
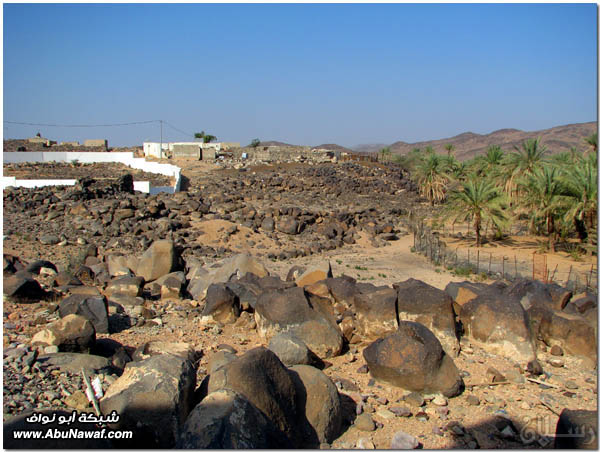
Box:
410;220;597;293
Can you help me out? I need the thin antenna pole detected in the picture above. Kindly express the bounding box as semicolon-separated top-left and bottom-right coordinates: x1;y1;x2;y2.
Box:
160;119;163;159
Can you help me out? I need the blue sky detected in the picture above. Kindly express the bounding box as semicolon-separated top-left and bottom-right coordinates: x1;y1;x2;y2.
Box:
3;3;597;147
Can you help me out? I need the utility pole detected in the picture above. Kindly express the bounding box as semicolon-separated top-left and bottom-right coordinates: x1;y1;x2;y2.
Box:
160;119;163;159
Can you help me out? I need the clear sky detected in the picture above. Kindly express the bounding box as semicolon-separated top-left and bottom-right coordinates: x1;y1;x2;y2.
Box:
3;3;597;147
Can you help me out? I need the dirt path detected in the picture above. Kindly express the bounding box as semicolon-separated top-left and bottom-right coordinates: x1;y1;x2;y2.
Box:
268;232;464;289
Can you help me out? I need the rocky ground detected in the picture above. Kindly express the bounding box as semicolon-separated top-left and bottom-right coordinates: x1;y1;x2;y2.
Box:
2;158;597;449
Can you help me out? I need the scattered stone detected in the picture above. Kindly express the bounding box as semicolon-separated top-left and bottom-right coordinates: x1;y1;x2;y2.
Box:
389;406;412;417
565;380;579;390
466;395;480;406
390;431;419;449
354;413;375;432
356;437;375;449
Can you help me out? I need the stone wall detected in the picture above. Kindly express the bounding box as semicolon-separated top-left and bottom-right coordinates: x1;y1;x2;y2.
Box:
84;139;108;149
231;145;337;162
172;144;201;159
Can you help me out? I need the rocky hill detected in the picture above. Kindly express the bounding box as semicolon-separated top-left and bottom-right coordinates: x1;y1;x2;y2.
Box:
387;122;597;160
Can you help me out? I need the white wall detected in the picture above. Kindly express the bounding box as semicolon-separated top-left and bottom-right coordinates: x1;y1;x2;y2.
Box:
3;152;181;194
143;143;163;159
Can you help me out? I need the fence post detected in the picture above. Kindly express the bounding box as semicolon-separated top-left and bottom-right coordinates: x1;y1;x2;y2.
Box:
550;264;558;283
589;265;594;291
488;253;492;274
476;250;480;274
567;265;573;284
514;255;518;278
502;256;505;279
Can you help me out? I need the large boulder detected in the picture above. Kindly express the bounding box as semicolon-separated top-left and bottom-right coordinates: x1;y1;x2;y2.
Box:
103;276;144;298
288;364;343;446
36;352;113;374
444;280;501;313
188;254;269;301
131;341;198;362
3;273;46;302
295;261;333;287
201;283;240;324
554;409;598;449
31;314;96;353
460;295;538;369
538;311;597;368
506;279;570;312
325;275;358;310
59;294;109;334
177;389;292;448
276;216;300;235
136;239;178;282
353;286;398;339
99;354;196;448
254;287;343;358
268;333;319;367
206;347;301;446
363;321;463;397
394;278;459;357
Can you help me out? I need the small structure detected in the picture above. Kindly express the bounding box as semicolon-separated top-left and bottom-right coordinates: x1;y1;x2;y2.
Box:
84;139;108;149
142;141;240;160
172;143;201;159
27;136;56;146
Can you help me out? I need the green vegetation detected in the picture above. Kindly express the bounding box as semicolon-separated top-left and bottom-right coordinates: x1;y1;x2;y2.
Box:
379;146;391;162
354;265;368;271
405;133;598;257
250;138;261;148
194;131;217;143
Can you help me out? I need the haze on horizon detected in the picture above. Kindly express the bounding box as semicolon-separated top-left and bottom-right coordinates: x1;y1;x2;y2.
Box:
3;3;597;148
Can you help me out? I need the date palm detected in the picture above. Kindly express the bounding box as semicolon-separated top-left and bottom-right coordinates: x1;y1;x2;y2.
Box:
584;132;597;154
504;138;548;202
444;177;509;247
414;153;449;205
520;165;569;250
379;146;391;162
562;153;598;242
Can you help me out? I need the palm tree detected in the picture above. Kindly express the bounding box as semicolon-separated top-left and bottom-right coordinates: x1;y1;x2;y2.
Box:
504;138;548;202
444;177;509;247
482;145;504;169
562;153;598;242
414;153;449;205
194;131;217;143
584;132;597;154
379;146;391;162
520;164;569;250
444;144;455;157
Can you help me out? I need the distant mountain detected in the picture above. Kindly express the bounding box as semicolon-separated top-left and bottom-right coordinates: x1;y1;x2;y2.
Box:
387;122;597;161
311;143;354;153
258;140;304;148
350;143;389;153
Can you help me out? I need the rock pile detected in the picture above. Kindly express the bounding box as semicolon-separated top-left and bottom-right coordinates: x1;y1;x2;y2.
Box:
3;246;597;448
